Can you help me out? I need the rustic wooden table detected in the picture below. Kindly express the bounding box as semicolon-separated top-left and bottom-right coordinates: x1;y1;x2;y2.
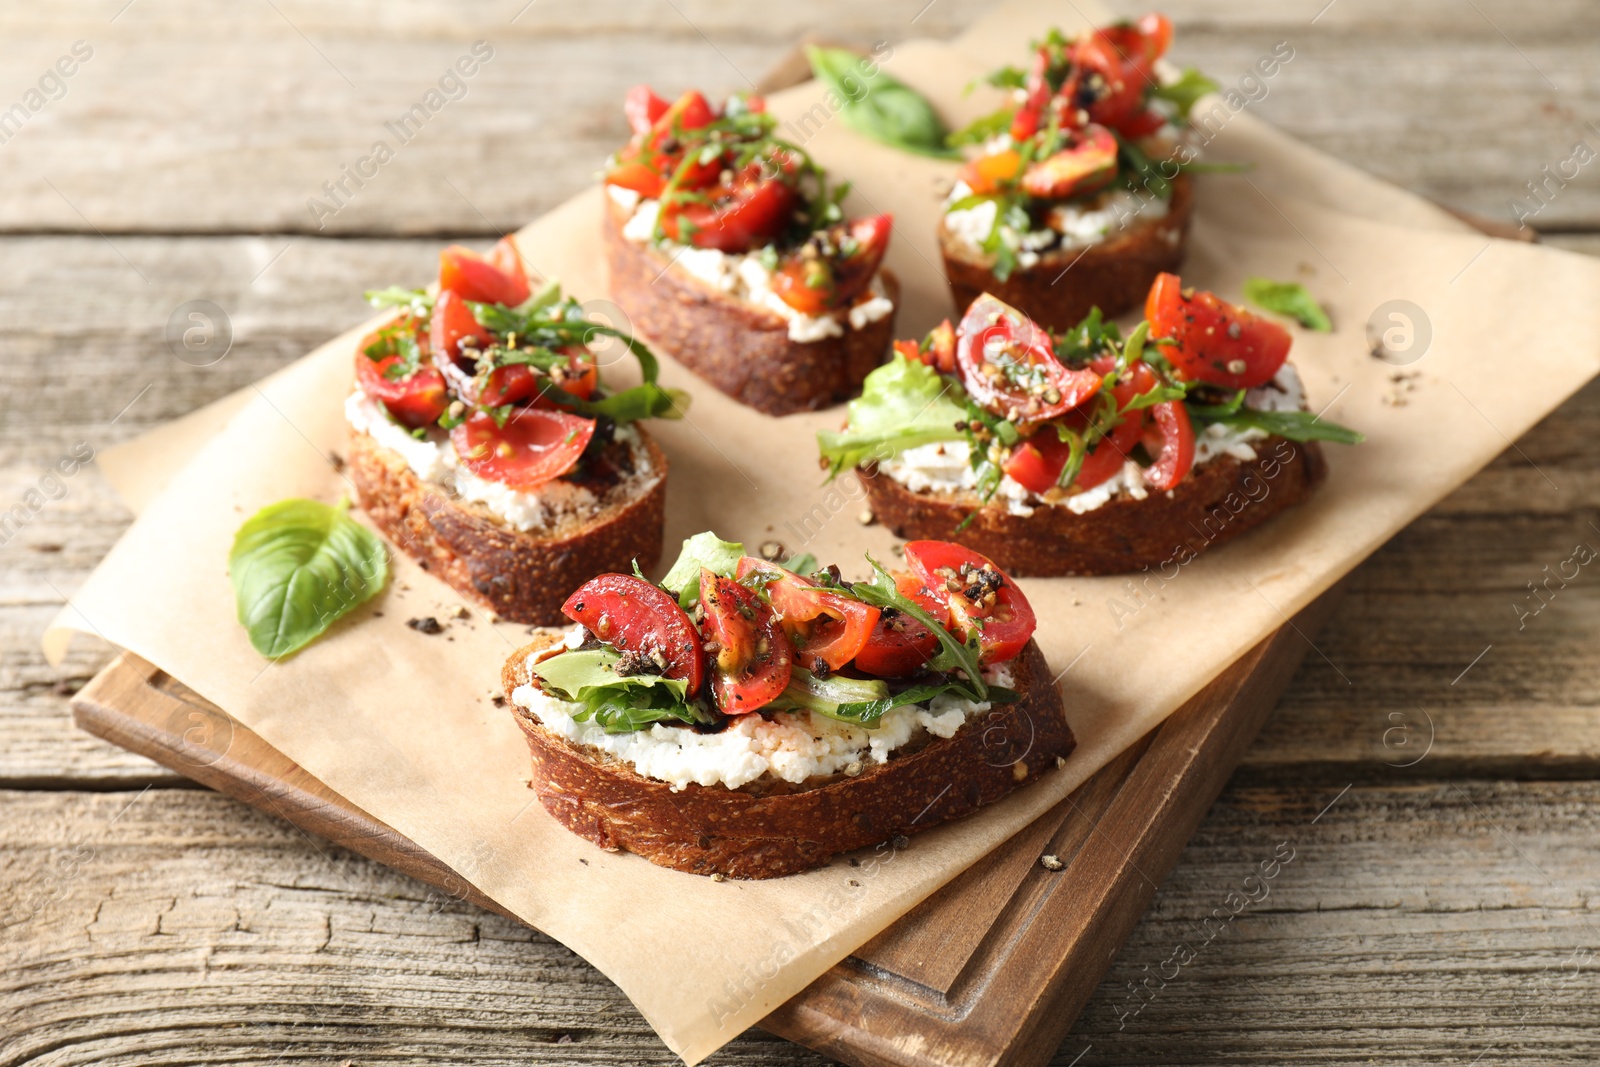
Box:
4;2;1598;1064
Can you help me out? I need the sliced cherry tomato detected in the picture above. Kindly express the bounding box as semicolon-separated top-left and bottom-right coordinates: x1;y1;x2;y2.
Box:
562;573;704;695
651;89;716;139
904;541;1036;665
1064;32;1144;130
854;573;947;678
1100;14;1172;77
1002;427;1073;495
1143;398;1194;490
956;295;1103;426
450;408;592;490
1010;44;1055;141
771;214;892;313
1145;272;1292;389
660;168;798;253
1021;123;1118;200
623;84;670;135
430;289;492;364
958;148;1023;196
604;160;667;197
700;569;792;714
735;558;880;673
476;363;537;407
538;346;599;404
893;338;921;362
1115;106;1168;139
355;324;448;430
925;319;957;373
439;239;530;307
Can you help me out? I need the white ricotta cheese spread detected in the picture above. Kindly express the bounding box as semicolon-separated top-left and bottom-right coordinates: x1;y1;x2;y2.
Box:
944;180;1169;264
512;639;1017;791
344;392;659;533
607;185;894;344
878;363;1308;517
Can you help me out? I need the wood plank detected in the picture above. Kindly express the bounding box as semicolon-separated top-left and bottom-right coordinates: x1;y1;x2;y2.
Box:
1;6;1597;233
4;778;1596;1066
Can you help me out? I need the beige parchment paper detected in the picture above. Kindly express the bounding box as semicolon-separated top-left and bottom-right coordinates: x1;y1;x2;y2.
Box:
47;2;1600;1061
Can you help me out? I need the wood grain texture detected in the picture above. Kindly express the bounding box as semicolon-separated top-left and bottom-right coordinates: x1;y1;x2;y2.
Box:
1;2;1597;233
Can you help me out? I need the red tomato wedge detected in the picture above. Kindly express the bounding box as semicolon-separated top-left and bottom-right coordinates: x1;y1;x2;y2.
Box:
450;409;592;490
660;169;798;253
700;569;792;714
438;239;531;307
1142;398;1194;490
904;541;1036;665
957;295;1102;426
355;324;448;430
735;557;880;673
854;573;946;678
1010;44;1054;141
562;574;704;695
1145;272;1292;389
1102;13;1173;74
1020;124;1118;200
771;214;892;314
624;84;670;135
430;289;492;364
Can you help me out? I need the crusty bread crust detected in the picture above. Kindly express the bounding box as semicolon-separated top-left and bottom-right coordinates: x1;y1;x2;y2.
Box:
859;436;1327;578
347;429;668;626
502;637;1074;879
603;195;899;416
939;173;1194;333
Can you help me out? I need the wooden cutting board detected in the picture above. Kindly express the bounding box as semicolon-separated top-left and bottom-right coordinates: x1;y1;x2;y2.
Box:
72;585;1339;1067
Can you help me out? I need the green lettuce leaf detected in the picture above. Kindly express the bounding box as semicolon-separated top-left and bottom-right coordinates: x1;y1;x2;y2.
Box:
530;648;711;733
659;532;745;609
1152;68;1220;120
1241;277;1333;332
817;355;969;477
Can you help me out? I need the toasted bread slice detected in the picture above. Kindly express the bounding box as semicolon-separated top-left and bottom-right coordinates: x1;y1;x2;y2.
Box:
603;196;899;416
859;435;1326;578
502;634;1074;879
347;428;668;626
939;174;1194;334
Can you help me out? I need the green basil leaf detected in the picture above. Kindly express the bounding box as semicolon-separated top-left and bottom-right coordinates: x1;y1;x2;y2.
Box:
833;683;1021;726
805;46;960;160
1152;68;1220;120
660;532;745;609
229;498;389;658
946;107;1016;148
1241;277;1334;332
817;353;969;477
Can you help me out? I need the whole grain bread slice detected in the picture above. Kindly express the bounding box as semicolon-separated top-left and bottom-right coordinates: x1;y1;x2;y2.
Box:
502;634;1074;879
939;173;1194;334
603;195;899;416
859;435;1326;578
347;428;668;626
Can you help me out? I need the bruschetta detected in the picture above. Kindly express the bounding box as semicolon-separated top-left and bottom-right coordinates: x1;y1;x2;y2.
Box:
940;14;1215;330
346;238;686;624
601;86;900;415
502;534;1073;878
818;276;1361;577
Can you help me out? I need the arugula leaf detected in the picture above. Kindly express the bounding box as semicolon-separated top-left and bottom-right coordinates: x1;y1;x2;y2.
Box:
1241;277;1334;332
817;354;969;477
365;286;433;313
850;555;991;701
806;46;961;160
984;64;1028;91
1152;68;1220;120
1116;133;1174;201
660;532;744;609
1195;407;1364;445
780;552;820;577
530;648;713;733
229;498;389;659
